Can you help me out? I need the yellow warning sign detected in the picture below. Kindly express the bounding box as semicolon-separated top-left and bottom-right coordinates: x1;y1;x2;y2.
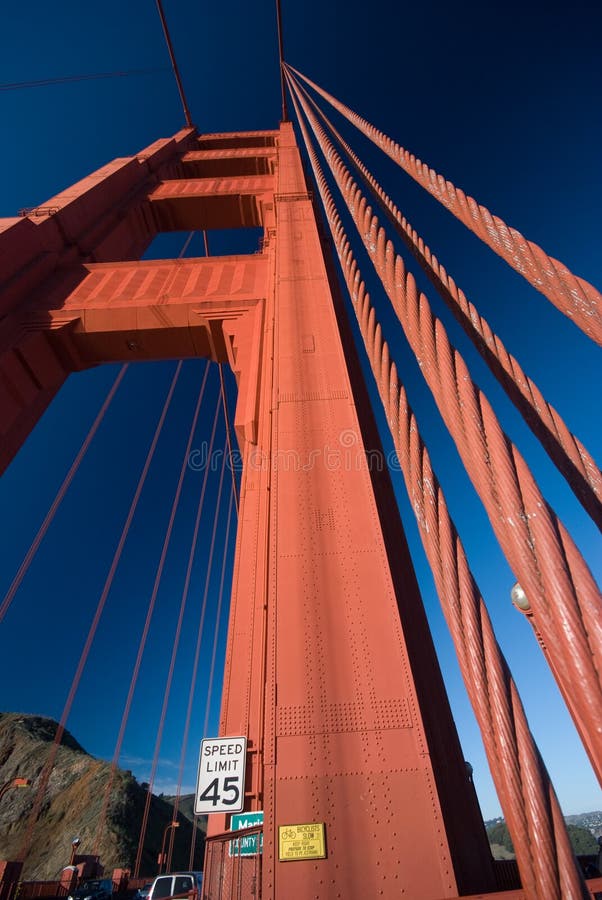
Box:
278;822;326;861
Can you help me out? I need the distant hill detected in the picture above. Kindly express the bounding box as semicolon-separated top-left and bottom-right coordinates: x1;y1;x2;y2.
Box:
486;817;601;860
0;713;205;879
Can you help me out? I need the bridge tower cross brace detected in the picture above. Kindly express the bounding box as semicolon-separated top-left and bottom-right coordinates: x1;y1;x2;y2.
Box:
0;122;496;898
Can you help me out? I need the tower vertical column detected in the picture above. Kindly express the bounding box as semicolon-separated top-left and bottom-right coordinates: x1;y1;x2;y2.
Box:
217;122;494;899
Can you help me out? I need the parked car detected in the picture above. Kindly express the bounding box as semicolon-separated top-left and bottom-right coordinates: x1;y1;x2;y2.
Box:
68;879;113;900
148;873;203;900
133;884;153;900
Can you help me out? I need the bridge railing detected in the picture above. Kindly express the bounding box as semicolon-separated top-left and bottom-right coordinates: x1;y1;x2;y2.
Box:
202;824;262;900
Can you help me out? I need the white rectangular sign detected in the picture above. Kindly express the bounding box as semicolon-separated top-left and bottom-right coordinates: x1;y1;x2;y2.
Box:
194;736;247;814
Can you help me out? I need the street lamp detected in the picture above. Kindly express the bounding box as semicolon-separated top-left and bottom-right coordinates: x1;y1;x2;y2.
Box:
159;822;179;874
69;837;82;866
0;777;31;803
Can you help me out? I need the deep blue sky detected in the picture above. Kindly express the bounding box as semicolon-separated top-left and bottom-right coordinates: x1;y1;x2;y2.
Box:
0;0;600;822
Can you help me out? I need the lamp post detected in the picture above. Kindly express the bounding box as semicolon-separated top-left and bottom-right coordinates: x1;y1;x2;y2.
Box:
0;777;31;803
69;837;81;867
159;822;179;874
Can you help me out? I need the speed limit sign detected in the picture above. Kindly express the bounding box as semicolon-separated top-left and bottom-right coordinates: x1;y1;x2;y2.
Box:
194;736;247;814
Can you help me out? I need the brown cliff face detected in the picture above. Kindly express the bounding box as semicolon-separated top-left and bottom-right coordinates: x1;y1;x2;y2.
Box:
0;714;205;879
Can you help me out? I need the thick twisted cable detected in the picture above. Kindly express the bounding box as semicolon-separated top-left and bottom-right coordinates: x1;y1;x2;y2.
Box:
290;77;602;530
287;72;602;780
287;64;602;345
287;76;587;900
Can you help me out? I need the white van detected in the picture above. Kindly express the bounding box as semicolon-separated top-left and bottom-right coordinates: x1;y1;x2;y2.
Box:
148;873;203;900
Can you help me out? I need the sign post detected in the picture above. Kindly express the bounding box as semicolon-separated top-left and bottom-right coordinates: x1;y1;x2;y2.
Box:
194;736;247;815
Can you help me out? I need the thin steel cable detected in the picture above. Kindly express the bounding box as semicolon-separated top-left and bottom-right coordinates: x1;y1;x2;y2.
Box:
203;230;240;515
288;74;602;783
0;365;128;625
291;75;602;529
202;484;235;741
154;0;193;127
135;422;228;875
187;483;235;872
0;68;168;91
131;366;218;877
286;64;602;345
158;231;195;300
287;79;588;900
165;390;223;871
182;434;229;871
275;2;288;121
93;361;211;856
188;815;199;871
17;362;182;863
218;364;240;515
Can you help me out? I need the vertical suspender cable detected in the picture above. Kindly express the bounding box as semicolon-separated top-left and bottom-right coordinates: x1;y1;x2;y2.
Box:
17;362;182;862
201;484;235;740
0;364;128;625
203;232;239;513
135;421;229;875
184;438;229;871
93;361;211;855
218;365;239;515
188;484;235;870
125;362;212;877
165;391;223;871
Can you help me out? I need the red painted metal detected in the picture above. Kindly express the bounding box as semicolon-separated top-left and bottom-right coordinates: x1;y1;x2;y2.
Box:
287;64;602;345
290;74;602;529
288;77;602;792
0;126;499;897
287;78;587;899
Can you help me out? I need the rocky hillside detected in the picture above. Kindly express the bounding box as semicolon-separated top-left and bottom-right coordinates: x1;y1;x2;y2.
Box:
0;713;205;879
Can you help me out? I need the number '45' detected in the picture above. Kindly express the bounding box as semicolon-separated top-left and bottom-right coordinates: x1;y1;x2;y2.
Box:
199;777;240;806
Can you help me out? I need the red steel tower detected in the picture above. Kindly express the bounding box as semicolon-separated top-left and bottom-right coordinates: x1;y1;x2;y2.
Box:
0;121;501;897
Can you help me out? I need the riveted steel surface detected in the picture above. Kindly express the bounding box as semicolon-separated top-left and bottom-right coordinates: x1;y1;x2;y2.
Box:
0;125;502;897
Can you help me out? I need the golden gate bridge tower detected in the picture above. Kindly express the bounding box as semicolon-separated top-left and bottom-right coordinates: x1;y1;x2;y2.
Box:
0;4;600;899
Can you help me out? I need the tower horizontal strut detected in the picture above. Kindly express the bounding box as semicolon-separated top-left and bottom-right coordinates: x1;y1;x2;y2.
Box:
287;64;602;344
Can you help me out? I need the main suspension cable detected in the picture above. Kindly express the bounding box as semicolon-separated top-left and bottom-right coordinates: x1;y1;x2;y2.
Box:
17;362;182;863
0;365;128;625
286;64;602;345
287;76;588;900
290;74;602;529
287;74;602;784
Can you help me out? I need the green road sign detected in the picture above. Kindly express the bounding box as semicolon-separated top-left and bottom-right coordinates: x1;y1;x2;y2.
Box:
229;811;264;857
